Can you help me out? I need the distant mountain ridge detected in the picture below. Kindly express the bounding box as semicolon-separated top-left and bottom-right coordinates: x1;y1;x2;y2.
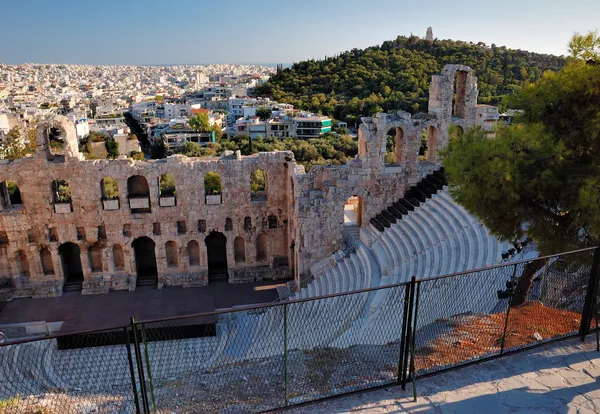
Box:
255;35;567;124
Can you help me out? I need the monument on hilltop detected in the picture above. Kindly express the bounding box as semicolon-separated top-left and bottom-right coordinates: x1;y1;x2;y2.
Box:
425;27;434;41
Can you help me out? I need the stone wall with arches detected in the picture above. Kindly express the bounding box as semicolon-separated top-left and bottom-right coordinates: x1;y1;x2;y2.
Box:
0;64;494;298
0;143;292;297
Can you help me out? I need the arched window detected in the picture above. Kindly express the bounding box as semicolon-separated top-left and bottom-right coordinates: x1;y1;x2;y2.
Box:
188;240;200;266
204;172;221;195
89;246;103;273
205;172;222;204
165;241;178;268
18;250;29;276
127;175;150;197
385;128;397;164
40;247;54;275
256;233;267;262
426;125;438;162
113;244;125;270
234;237;246;263
101;177;119;199
250;169;266;201
448;124;464;141
453;71;468;119
158;174;176;207
127;175;150;212
52;179;71;203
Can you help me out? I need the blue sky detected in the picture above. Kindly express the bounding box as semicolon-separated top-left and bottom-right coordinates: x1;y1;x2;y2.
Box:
1;0;598;65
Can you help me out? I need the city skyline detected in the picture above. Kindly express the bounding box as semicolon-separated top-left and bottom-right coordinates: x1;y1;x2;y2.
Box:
1;0;598;65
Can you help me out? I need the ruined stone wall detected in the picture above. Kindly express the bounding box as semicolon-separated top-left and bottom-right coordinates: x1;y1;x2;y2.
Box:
290;64;482;283
0;64;491;298
0;150;291;297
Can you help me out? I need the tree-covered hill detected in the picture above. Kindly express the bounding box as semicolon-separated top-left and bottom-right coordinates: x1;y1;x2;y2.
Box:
255;35;567;125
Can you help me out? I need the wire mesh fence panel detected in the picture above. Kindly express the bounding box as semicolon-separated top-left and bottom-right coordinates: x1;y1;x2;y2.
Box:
286;288;401;405
139;305;286;413
503;251;594;353
414;265;514;375
0;328;137;414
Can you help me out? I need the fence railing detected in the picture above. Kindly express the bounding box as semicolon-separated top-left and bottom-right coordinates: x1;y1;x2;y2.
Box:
0;247;599;413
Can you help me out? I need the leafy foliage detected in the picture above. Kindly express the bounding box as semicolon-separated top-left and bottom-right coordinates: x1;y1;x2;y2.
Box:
129;151;145;161
159;173;176;196
87;131;109;142
189;113;210;133
105;140;119;159
568;30;600;61
442;60;600;255
250;169;266;192
53;180;71;203
1;125;36;160
255;107;272;121
177;133;357;171
102;177;119;199
256;36;566;123
204;172;221;195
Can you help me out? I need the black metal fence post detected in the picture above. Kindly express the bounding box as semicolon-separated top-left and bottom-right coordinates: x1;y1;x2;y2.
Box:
124;325;141;413
410;281;421;402
140;323;156;412
131;317;150;414
500;264;518;355
400;276;416;389
580;247;600;340
397;280;412;386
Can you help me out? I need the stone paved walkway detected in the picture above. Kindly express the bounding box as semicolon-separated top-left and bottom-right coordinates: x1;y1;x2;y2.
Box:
0;279;288;333
283;337;600;413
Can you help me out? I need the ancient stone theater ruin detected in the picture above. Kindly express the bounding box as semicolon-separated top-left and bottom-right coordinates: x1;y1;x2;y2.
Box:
0;65;508;300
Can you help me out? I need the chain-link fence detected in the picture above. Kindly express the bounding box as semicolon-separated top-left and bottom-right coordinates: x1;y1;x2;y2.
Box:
0;326;139;413
0;247;598;413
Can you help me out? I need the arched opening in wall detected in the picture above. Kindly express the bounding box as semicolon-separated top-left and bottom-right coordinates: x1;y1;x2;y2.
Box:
385;127;404;165
127;175;151;212
101;177;119;210
165;241;178;268
18;250;29;276
58;242;83;292
188;240;200;267
448;124;464;142
256;233;267;263
48;126;65;156
344;195;362;227
52;179;72;212
250;168;267;202
113;244;125;271
158;173;176;207
132;236;158;287
234;237;246;263
426;126;438;162
88;246;103;273
205;231;228;281
453;71;468;119
0;181;23;209
204;172;222;205
40;247;54;275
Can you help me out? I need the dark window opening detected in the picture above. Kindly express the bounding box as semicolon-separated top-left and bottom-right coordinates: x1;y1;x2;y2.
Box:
268;215;278;229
